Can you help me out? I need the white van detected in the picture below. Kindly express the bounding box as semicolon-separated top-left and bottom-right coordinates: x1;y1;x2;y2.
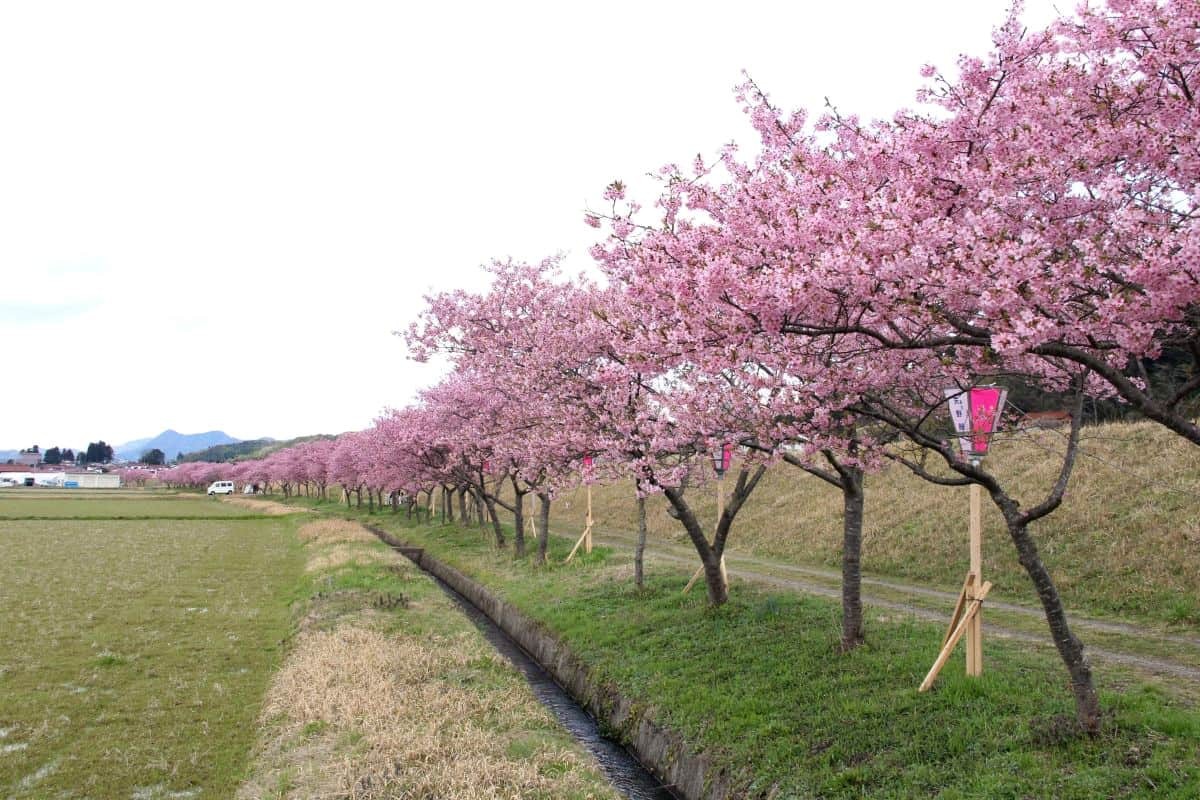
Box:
207;480;235;496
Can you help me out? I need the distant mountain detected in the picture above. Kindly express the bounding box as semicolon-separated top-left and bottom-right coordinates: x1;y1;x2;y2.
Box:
0;449;19;462
115;430;242;462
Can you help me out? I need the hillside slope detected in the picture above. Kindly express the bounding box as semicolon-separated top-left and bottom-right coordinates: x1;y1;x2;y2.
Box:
546;419;1200;628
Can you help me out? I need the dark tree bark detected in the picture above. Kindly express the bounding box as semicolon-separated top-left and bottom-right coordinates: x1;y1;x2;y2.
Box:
635;491;647;589
660;465;766;606
780;447;867;651
505;475;527;558
839;468;865;650
481;493;507;548
535;491;552;565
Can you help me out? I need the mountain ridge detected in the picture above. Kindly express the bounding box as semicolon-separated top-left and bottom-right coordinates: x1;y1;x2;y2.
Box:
114;430;243;461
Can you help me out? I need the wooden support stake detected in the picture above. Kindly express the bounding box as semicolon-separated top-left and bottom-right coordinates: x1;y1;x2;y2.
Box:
967;481;983;676
565;486;595;564
941;573;976;653
585;485;593;554
919;580;992;692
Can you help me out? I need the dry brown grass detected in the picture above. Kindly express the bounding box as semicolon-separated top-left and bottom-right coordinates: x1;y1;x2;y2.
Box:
304;544;397;574
246;625;602;799
224;497;313;515
298;519;379;545
548;418;1200;622
298;520;394;573
239;526;616;799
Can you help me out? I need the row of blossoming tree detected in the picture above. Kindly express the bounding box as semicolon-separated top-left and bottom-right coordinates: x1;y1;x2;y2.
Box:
161;0;1196;734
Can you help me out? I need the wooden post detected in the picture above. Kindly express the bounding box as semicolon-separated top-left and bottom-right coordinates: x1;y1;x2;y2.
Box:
565;485;595;564
585;484;593;554
967;479;983;677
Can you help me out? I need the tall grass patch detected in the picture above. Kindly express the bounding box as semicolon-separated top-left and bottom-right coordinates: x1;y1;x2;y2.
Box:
239;522;618;799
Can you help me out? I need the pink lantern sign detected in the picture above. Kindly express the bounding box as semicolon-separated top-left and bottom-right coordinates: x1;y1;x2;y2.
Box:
711;443;733;477
583;455;593;469
944;386;1008;459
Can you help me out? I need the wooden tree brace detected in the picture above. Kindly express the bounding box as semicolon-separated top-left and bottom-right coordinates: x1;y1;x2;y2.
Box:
919;580;992;692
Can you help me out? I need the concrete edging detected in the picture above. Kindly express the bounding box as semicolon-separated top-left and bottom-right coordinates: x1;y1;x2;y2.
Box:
369;527;739;800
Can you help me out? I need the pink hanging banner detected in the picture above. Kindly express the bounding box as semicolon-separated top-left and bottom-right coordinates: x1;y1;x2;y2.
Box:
583;455;593;469
721;443;733;473
968;387;1004;454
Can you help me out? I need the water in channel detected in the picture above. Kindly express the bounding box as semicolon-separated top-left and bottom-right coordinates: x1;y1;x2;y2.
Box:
429;574;680;800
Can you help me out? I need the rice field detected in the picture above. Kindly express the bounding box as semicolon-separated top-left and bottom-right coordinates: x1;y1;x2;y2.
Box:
0;491;267;519
1;494;621;799
0;506;305;798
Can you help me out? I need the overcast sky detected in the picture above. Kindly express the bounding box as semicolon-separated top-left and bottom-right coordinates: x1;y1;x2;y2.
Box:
0;0;1060;450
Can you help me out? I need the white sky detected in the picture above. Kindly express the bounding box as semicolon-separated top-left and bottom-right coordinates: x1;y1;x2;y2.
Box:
0;0;1060;450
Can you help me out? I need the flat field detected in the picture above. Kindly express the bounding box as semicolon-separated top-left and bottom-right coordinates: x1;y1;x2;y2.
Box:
0;499;305;798
0;491;265;519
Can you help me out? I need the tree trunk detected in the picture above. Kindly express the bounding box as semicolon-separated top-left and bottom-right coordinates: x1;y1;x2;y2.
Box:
1005;512;1101;733
508;476;527;558
535;492;551;565
368;490;374;513
355;487;362;508
459;487;468;523
482;494;507;548
840;468;865;651
662;486;727;605
635;492;647;589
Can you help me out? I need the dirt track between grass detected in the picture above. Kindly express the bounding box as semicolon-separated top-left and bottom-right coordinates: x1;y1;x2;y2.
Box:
582;527;1200;687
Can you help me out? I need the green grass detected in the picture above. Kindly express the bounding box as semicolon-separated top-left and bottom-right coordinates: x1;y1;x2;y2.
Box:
365;512;1200;799
0;494;263;519
0;511;305;798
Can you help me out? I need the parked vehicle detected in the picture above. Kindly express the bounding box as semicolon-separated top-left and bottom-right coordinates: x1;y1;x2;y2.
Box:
207;480;235;496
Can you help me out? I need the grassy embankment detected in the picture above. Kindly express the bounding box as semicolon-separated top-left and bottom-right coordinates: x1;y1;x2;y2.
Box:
239;517;619;799
550;419;1200;629
308;500;1200;799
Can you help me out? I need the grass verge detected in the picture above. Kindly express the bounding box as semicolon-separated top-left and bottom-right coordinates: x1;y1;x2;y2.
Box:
329;506;1200;799
237;518;618;799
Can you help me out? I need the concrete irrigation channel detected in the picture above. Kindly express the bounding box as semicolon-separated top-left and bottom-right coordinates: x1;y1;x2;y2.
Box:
367;527;693;800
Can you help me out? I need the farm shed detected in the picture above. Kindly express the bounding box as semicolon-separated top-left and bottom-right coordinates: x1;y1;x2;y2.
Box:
66;472;122;489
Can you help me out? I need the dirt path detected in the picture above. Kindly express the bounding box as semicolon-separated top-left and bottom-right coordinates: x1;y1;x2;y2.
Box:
584;527;1200;685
